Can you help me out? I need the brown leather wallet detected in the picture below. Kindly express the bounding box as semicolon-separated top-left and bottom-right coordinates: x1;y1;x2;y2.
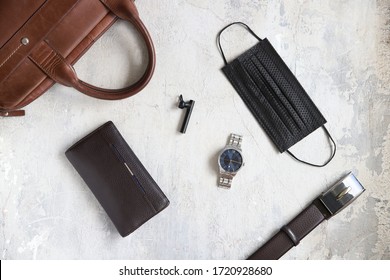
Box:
65;121;169;237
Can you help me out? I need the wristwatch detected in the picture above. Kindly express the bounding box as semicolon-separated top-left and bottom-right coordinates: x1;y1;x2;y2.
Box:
247;172;365;259
218;133;244;189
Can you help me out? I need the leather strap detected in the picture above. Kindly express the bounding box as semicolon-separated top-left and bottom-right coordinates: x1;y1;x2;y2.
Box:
247;173;365;260
29;0;155;100
0;110;25;117
247;200;330;260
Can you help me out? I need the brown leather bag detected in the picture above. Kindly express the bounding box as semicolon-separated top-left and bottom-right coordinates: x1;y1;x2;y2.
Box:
0;0;156;117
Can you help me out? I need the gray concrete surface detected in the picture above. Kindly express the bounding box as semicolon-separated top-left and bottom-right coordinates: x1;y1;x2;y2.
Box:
1;0;389;259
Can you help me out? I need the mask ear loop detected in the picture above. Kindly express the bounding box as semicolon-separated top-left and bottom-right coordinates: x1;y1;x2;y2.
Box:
217;21;262;65
286;126;337;167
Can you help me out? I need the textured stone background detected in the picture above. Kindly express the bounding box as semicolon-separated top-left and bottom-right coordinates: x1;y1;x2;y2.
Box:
1;0;389;259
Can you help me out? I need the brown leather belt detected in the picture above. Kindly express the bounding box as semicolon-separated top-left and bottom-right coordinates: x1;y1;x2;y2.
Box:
247;172;365;260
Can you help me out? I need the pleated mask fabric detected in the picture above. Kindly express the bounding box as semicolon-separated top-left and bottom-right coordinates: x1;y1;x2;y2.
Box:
217;22;336;167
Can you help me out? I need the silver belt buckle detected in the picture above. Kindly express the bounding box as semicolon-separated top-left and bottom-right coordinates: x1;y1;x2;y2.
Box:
319;172;365;216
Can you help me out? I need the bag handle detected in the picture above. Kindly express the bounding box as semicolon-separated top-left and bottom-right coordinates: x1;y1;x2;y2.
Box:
217;21;262;65
30;0;156;100
73;0;156;99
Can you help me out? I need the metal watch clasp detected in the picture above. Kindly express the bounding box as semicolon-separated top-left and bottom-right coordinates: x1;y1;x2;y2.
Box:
319;172;365;216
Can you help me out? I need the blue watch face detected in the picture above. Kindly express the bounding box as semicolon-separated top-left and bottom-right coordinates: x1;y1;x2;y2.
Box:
219;149;243;172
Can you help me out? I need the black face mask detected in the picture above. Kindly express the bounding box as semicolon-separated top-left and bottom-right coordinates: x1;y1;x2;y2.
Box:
217;22;336;167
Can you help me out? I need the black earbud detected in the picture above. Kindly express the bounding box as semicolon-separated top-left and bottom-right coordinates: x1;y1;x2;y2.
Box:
178;95;195;133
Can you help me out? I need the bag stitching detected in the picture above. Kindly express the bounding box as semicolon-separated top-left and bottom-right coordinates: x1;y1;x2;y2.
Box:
0;43;22;69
